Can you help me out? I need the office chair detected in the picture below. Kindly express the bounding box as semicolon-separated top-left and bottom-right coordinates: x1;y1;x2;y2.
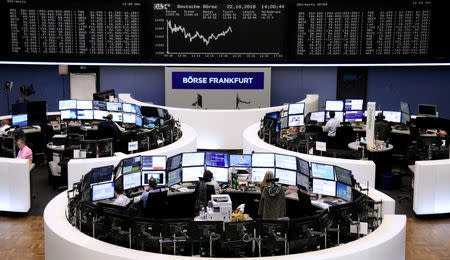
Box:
144;189;168;219
193;179;215;216
255;219;289;256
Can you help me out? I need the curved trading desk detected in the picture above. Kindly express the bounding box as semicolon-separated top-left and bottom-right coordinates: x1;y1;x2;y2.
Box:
118;93;319;150
44;191;404;260
67;122;197;188
243;123;377;189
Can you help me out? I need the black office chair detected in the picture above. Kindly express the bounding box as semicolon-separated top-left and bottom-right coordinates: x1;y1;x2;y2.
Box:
193;180;216;216
335;126;355;150
144;189;168;219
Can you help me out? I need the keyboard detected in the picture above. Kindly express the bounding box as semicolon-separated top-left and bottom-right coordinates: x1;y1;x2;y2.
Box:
323;200;337;206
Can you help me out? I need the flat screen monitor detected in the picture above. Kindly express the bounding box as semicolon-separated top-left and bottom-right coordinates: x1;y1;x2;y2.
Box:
297;172;310;190
123;113;136;124
182;152;205;167
418;104;437;116
383;111;402;123
334;166;352;186
182;166;204;182
310;111;325;123
297;158;309;176
123;171;142;190
122;156;141;174
60;110;76;120
106;102;122;112
401;112;410;124
142;171;166;187
336;182;353;201
288;115;304;127
142;156;166;170
167;154;182;171
110;112;123;122
344;99;364;111
252;153;275;167
345;111;363;122
134;105;141;115
279;116;288;129
92;182;115;202
167;168;182;187
311;162;335;180
229;154;252;167
135;116;143;127
93;100;107;110
205;152;229;167
288;103;305;115
12;114;28;127
122;103;133;113
93;110;108;120
265;112;279;119
207;166;229;183
325;100;344;111
76;110;94;120
59;99;76;110
326;111;344;122
144;117;159;129
275;168;297;186
275;154;297;170
312;179;336;197
251;168;273;183
400;101;410;115
76;100;93;110
90;165;114;184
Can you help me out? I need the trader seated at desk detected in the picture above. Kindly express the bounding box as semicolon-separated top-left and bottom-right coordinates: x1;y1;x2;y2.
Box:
0;119;10;135
287;126;300;141
98;114;122;142
375;112;391;141
113;183;131;207
322;111;340;137
16;137;33;163
140;177;160;208
203;170;222;194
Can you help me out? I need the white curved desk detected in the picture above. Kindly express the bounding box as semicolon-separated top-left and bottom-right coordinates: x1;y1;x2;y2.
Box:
67;123;197;188
119;93;319;150
0;158;31;212
243;123;377;189
44;191;405;260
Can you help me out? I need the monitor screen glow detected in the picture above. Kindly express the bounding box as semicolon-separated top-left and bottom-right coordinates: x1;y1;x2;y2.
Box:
182;166;204;182
383;111;401;123
93;110;108;120
106;102;122;111
311;163;335;180
123;113;136;124
334;166;352;186
275;168;297;186
288;103;305;115
251;168;273;183
298;158;309;176
312;179;336;197
207;166;229;183
326;111;344;122
60;110;76;120
167;168;182;186
344;99;364;111
12;114;28;127
93;100;107;110
275;154;297;170
92;182;115;202
122;103;133;113
252;153;275;167
182;152;205;167
142;156;166;170
59;100;77;110
142;171;166;186
122;156;141;174
77;110;94;120
336;182;352;201
310;111;325;123
123;171;142;190
229;154;252;167
76;100;93;110
205;152;229;167
345;111;363;122
288;115;305;127
297;172;310;190
325;100;344;111
110;112;123;122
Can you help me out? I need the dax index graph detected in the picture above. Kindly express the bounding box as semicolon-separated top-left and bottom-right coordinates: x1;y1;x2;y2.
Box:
151;2;286;62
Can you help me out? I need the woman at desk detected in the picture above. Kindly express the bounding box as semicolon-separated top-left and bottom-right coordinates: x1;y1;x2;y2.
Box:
203;170;221;194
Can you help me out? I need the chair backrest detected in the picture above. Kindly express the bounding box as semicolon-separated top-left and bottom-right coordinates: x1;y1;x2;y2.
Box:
144;190;168;219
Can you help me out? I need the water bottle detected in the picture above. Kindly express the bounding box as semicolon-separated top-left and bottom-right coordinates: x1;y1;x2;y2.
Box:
428;145;432;160
356;133;359;142
200;204;205;219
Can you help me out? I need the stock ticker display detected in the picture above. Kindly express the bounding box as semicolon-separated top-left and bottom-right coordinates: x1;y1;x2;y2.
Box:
0;0;448;64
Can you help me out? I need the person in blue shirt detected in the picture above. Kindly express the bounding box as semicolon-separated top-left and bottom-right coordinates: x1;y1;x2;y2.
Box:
287;126;300;141
140;177;159;208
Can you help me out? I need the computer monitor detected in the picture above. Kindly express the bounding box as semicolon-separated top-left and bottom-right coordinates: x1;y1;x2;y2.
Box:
12;114;27;127
418;104;437;117
229;154;252;167
76;100;93;110
401;112;410;124
296;172;310;190
122;156;141;174
123;113;136;124
310;162;335;180
345;111;363;122
336;182;352;201
134;105;141;115
93;100;107;110
167;154;182;171
167;168;182;187
383;111;401;123
182;152;205;167
334;166;352;186
143;117;159;129
76;110;94;120
60;110;76;120
326;111;344;122
288;115;305;127
275;168;297;186
400;101;410;115
205;152;229;167
182;166;204;182
275;154;297;170
279;116;288;129
312;178;336;197
135;116;143;127
110;112;123;122
142;171;166;187
251;167;273;183
59;100;77;110
93;110;108;120
297;158;309;176
288;103;305;115
265;111;279;119
90;165;114;184
92;182;115;202
207;166;229;183
310;111;325;123
325;100;344;111
122;103;133;113
252;153;275;167
142;156;166;170
344;99;364;111
123;171;142;190
106;102;122;112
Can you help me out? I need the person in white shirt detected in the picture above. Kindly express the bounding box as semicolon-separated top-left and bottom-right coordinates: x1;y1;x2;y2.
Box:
113;184;131;207
323;111;341;137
